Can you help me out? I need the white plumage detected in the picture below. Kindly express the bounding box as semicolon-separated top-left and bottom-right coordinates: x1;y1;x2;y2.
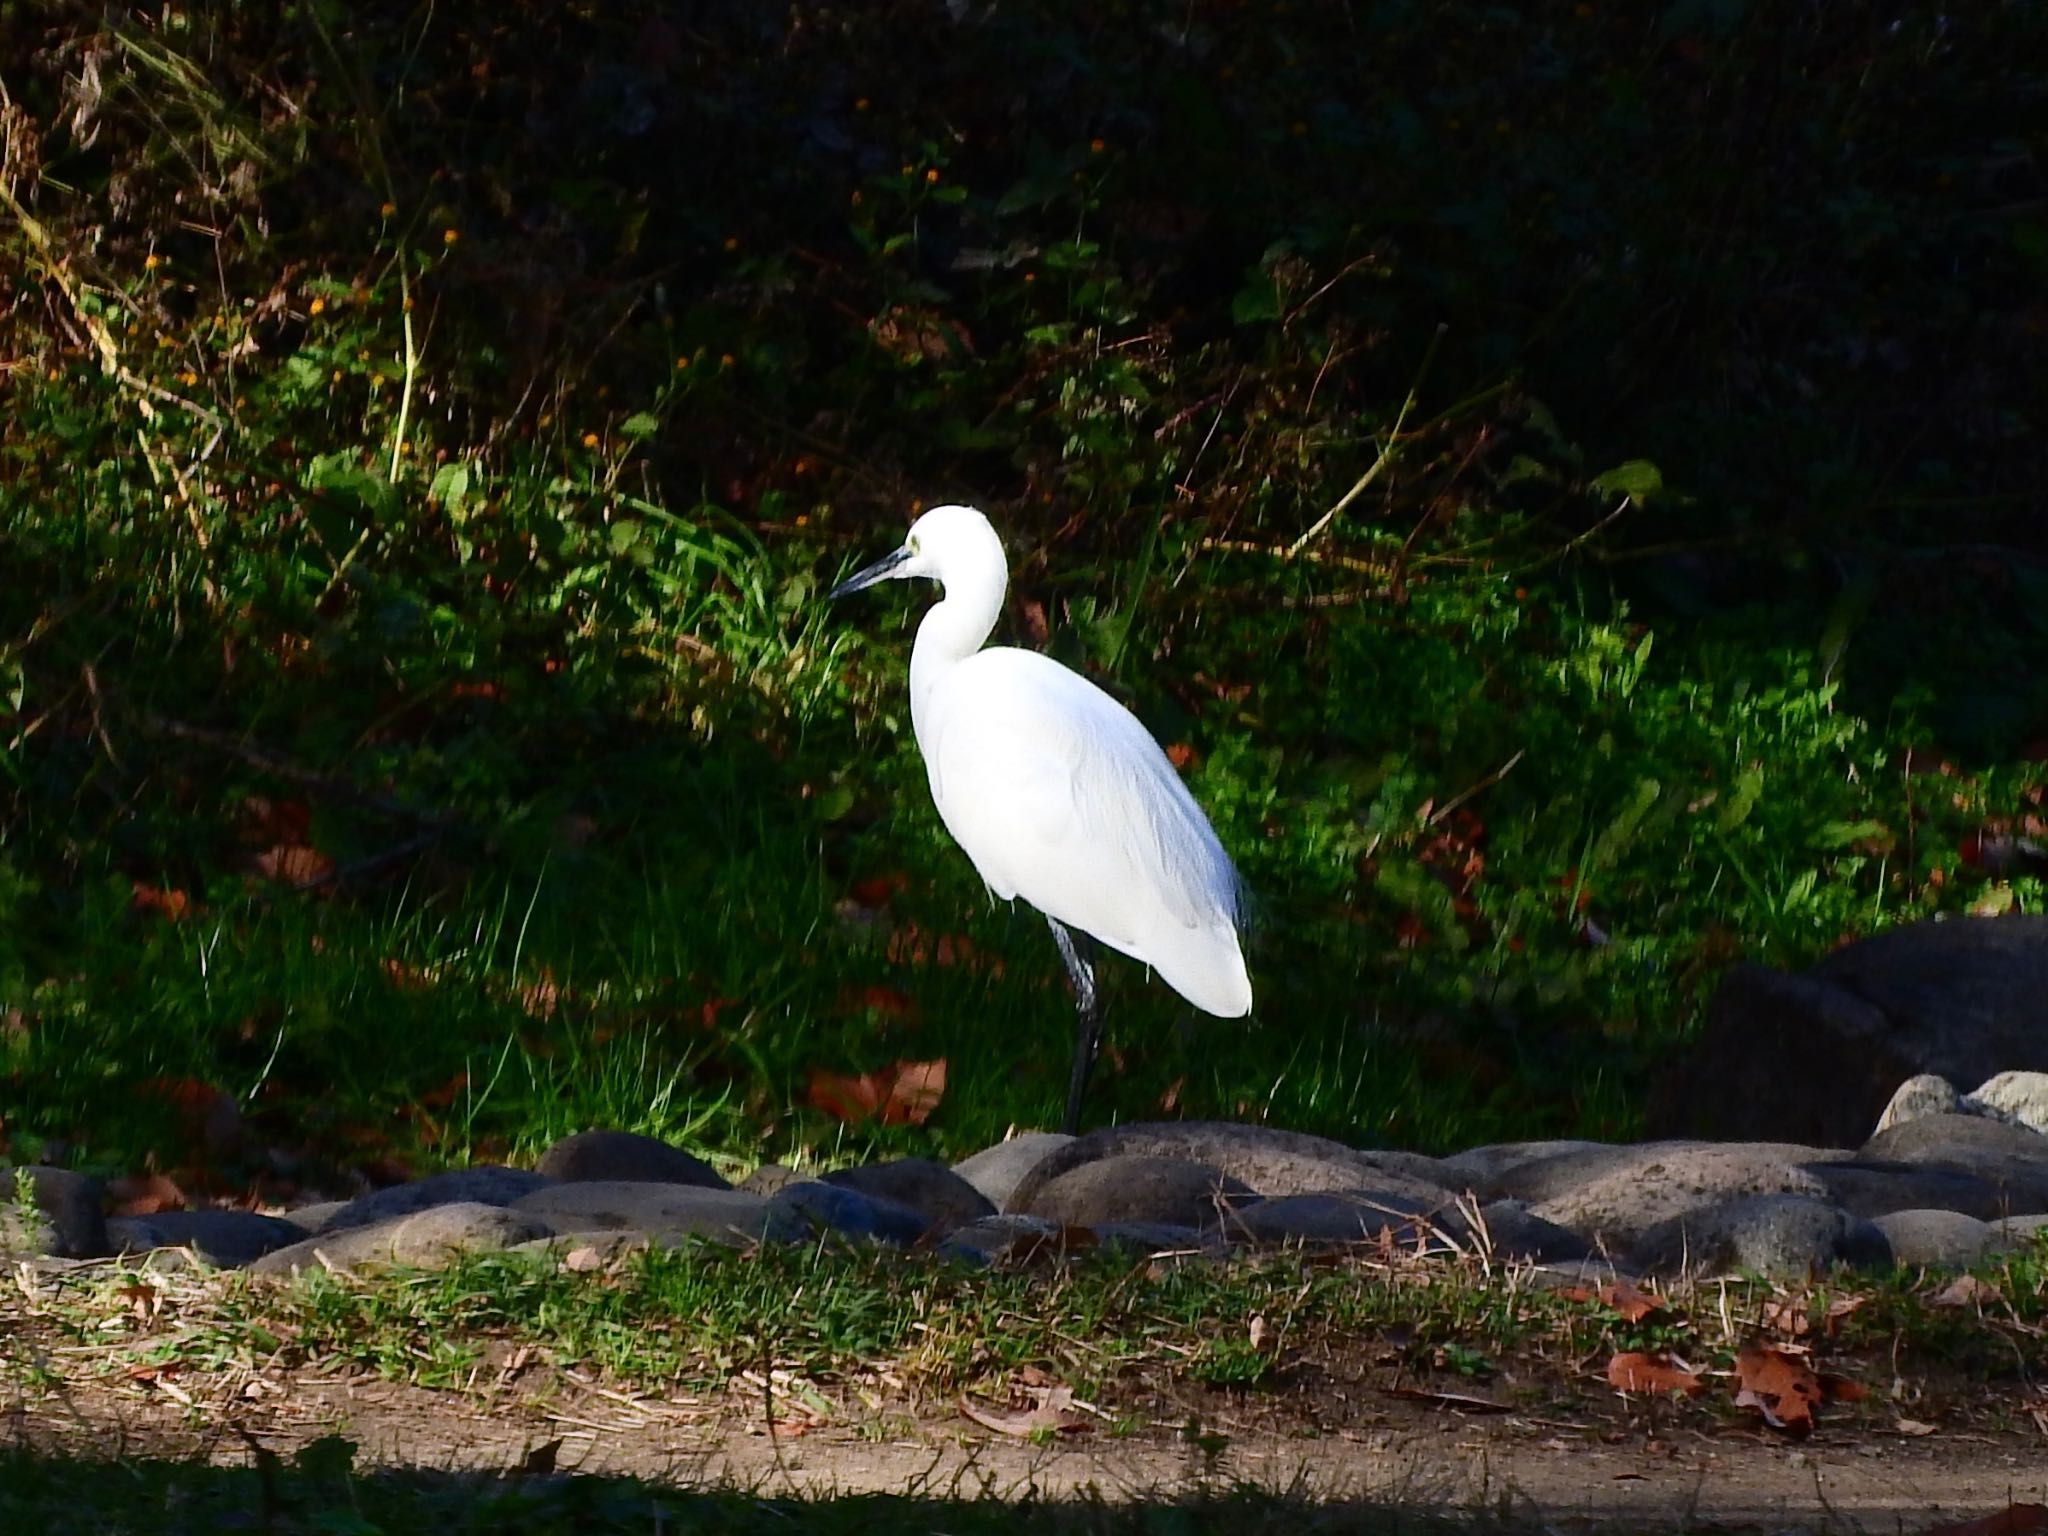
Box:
830;504;1251;1129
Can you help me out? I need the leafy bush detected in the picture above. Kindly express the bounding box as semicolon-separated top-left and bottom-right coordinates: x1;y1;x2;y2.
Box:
0;2;2042;1179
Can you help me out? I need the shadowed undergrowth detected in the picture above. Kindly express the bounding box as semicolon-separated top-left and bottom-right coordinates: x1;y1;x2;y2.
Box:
1;2;2045;1183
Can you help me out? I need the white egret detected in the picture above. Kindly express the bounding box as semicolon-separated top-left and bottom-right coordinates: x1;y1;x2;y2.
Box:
828;505;1252;1133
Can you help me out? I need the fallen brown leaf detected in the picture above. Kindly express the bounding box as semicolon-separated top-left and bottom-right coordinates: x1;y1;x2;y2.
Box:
1598;1279;1666;1323
253;842;335;885
806;1058;946;1126
131;881;192;920
108;1171;186;1217
959;1385;1090;1438
1732;1342;1826;1437
1606;1352;1704;1397
1931;1273;2001;1309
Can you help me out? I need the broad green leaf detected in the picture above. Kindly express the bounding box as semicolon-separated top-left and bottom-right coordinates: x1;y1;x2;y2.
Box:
1717;764;1764;832
1589;459;1663;503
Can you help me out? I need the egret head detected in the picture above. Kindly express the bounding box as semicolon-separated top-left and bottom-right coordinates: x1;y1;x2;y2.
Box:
827;504;1001;598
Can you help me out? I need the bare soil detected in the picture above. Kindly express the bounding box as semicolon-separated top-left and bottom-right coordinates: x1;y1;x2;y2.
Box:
8;1357;2046;1531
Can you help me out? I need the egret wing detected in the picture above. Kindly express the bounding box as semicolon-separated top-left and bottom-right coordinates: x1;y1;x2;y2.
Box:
923;649;1238;943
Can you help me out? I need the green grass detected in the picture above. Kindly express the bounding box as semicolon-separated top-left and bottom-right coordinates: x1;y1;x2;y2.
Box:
11;1234;2046;1407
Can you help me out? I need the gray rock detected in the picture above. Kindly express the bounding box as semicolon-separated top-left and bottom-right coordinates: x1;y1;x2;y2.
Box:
513;1231;651;1266
320;1167;552;1234
821;1158;993;1233
951;1133;1073;1209
739;1163;808;1197
936;1214;1068;1267
535;1130;728;1188
1874;1074;1960;1136
1016;1155;1254;1229
252;1201;554;1275
386;1202;555;1264
1871;1208;1994;1268
1859;1113;2048;1212
0;1166;106;1259
1527;1144;1845;1248
1520;1259;1648;1293
512;1181;787;1243
1962;1071;2048;1134
276;1200;351;1235
1629;1195;1892;1278
1992;1212;2048;1247
105;1209;303;1267
1473;1199;1597;1265
1651;916;2048;1145
767;1182;929;1245
106;1216;167;1255
250;1224;357;1276
1483;1142;1709;1205
1003;1122;1451;1215
1215;1190;1464;1253
1435;1141;1611;1199
1805;1160;2020;1222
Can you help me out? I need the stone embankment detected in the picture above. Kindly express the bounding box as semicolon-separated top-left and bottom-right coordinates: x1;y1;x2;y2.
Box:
7;1079;2047;1280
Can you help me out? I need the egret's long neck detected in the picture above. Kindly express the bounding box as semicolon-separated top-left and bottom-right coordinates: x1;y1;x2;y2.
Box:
908;545;1007;753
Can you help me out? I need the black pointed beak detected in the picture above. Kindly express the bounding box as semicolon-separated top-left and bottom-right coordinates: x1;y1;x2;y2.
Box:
826;544;912;600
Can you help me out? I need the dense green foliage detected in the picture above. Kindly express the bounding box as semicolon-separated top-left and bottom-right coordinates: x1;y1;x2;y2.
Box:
1;2;2043;1179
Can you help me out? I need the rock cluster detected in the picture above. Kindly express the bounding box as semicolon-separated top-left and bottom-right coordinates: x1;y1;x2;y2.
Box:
1650;914;2048;1146
9;1102;2048;1282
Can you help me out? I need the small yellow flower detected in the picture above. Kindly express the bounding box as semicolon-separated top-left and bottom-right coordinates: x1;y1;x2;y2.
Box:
925;168;940;184
854;97;869;111
144;253;161;270
723;236;739;252
675;356;690;370
308;298;326;316
1089;137;1105;154
1023;271;1036;284
442;228;459;245
581;432;600;448
179;370;198;386
719;353;735;367
380;201;397;217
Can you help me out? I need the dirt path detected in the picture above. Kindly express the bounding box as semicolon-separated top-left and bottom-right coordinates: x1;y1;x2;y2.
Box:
10;1371;2045;1531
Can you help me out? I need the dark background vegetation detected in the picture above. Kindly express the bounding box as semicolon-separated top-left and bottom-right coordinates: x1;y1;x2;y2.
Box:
2;1;2044;1190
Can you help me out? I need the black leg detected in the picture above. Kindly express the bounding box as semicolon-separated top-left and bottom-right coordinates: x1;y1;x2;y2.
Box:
1048;918;1100;1136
